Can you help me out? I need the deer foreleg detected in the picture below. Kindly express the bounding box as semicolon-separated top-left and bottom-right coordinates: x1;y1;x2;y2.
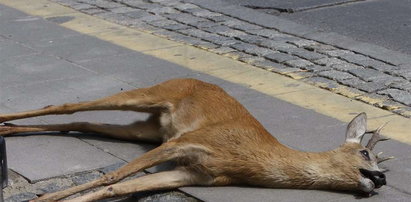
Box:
64;169;209;202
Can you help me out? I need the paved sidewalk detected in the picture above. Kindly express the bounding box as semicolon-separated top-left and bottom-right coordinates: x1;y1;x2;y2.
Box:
48;0;411;119
0;1;411;202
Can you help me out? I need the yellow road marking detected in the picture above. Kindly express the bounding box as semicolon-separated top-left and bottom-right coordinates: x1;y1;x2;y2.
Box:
1;0;409;144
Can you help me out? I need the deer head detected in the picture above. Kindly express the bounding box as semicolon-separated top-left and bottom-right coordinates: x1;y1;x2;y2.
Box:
337;112;393;193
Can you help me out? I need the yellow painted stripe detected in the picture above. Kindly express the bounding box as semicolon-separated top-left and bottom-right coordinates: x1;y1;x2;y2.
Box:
1;0;410;144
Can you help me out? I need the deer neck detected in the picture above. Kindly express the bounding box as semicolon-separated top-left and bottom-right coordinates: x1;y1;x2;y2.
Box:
253;146;359;190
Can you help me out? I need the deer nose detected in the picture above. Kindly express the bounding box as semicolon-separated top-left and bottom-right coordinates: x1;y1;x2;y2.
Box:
374;172;386;188
359;169;386;189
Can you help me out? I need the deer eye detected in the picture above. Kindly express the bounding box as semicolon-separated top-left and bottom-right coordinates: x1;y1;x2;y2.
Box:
360;150;370;161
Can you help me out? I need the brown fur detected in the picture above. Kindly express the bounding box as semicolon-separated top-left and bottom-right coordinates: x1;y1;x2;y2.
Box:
0;78;387;201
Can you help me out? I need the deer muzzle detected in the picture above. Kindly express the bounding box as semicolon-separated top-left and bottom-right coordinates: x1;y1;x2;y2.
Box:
359;169;386;189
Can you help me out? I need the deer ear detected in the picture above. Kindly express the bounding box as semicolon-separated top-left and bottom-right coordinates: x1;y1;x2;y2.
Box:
345;112;367;143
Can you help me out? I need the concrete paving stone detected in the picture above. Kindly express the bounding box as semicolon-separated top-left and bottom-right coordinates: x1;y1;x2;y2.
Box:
0;53;93;88
284;58;314;68
339;78;386;93
348;68;392;82
259;40;297;51
233;34;266;44
216;28;247;38
33;34;131;62
378;89;411;106
288;39;319;48
318;70;356;82
164;13;208;25
264;52;299;63
363;60;400;72
244;28;283;38
84;0;124;9
70;2;96;10
140;14;167;23
116;0;145;7
178;28;216;38
146;19;178;27
178;29;237;46
0;39;37;61
206;14;236;23
191;20;216;29
302;64;330;73
147;6;178;14
304;43;337;52
172;2;199;11
94;12;147;27
189;9;222;18
154;30;212;46
153;0;181;7
201;25;229;33
123;9;151;19
161;22;191;30
217;17;262;30
331;62;363;71
124;1;162;10
230;42;275;56
5;135;122;181
287;48;327;61
323;49;354;57
391;80;411;92
109;6;139;14
314;57;345;66
337;53;372;66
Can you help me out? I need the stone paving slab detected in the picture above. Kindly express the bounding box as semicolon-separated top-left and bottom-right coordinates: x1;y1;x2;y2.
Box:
6;135;123;182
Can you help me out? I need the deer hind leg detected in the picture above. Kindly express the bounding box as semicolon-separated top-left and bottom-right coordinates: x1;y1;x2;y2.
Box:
33;141;209;202
65;168;210;202
0;114;162;142
0;87;171;123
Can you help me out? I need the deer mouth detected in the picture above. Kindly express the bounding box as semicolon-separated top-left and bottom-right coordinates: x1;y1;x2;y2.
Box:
359;168;386;189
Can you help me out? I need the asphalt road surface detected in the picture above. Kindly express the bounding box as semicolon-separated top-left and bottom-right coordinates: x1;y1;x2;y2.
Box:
221;0;411;55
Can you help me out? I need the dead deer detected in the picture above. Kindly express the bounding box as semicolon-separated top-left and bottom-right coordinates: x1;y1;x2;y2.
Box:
0;78;393;201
